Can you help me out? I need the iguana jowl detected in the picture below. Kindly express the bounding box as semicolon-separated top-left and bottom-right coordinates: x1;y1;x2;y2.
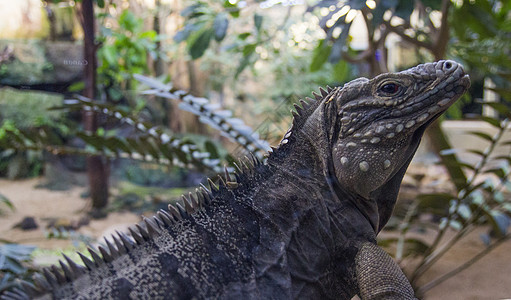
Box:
4;61;470;300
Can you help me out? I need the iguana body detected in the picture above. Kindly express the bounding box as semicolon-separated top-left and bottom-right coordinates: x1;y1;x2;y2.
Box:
4;61;469;299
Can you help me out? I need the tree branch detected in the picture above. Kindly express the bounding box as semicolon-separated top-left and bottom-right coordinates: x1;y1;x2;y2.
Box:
341;49;372;64
432;0;451;60
383;20;433;50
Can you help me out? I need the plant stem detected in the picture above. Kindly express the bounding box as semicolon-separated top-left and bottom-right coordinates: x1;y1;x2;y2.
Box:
417;232;511;296
412;118;509;283
396;201;418;262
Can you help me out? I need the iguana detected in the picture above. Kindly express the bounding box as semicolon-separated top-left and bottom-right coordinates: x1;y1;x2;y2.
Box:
3;60;470;300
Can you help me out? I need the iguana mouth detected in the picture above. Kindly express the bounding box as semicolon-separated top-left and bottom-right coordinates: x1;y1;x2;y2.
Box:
400;71;470;132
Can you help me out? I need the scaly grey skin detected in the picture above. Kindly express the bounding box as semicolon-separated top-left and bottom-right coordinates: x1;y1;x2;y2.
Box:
2;61;470;300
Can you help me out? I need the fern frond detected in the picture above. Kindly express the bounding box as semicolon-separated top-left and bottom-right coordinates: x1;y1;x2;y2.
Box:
134;74;271;157
60;96;222;171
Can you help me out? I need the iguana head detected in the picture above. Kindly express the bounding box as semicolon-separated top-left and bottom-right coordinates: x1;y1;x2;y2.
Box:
297;60;470;231
331;60;469;198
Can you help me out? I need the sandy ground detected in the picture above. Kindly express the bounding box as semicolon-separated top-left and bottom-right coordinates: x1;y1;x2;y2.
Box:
0;179;139;249
0;178;510;299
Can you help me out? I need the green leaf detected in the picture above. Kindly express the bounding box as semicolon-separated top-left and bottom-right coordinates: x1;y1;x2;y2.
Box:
181;4;201;18
0;194;14;212
235;52;253;78
503;203;511;214
77;132;105;150
493;155;511;163
484;167;506;178
67;81;85;92
488;87;511;101
174;24;199;43
139;137;160;160
204;140;219;159
104;137;132;155
480;116;502;128
228;9;240;18
458;162;476;171
480;102;510;116
378;237;430;258
126;138;146;157
417;193;453;214
480;233;491;246
333;60;349;83
328;22;351;64
466;131;493;142
96;0;105;8
223;0;236;8
254;14;263;31
238;32;251;40
242;43;257;57
421;0;442;11
188;28;214;59
448;220;462;230
466;149;485;157
310;39;331;72
174;148;188;164
394;0;414;21
486;211;510;237
101;46;117;65
213;13;229;42
119;10;140;33
157;143;174;161
0;244;36;273
40;127;63;145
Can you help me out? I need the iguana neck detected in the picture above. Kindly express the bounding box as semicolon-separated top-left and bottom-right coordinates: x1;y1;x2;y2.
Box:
269;96;381;234
252;130;375;298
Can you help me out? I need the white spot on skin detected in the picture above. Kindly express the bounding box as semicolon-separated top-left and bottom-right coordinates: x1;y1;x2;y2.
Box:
376;126;385;133
384;159;391;169
347;142;357;147
341;157;348;165
284;131;292;139
396;124;404;133
370;137;380;144
428;106;440;114
386;133;395;138
281;139;288;144
438;98;451;106
405;120;416;128
418;113;429;122
354;133;362;138
359;161;369;172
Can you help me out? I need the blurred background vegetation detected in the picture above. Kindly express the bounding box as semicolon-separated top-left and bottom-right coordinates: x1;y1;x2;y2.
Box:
0;0;510;297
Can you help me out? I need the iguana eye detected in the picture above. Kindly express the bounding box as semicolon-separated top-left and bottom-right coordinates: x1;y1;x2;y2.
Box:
379;83;400;94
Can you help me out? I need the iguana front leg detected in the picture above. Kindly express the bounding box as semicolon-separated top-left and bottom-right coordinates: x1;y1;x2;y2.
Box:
355;242;417;300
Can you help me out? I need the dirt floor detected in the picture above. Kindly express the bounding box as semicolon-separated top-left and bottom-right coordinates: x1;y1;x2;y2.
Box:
1;178;510;299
